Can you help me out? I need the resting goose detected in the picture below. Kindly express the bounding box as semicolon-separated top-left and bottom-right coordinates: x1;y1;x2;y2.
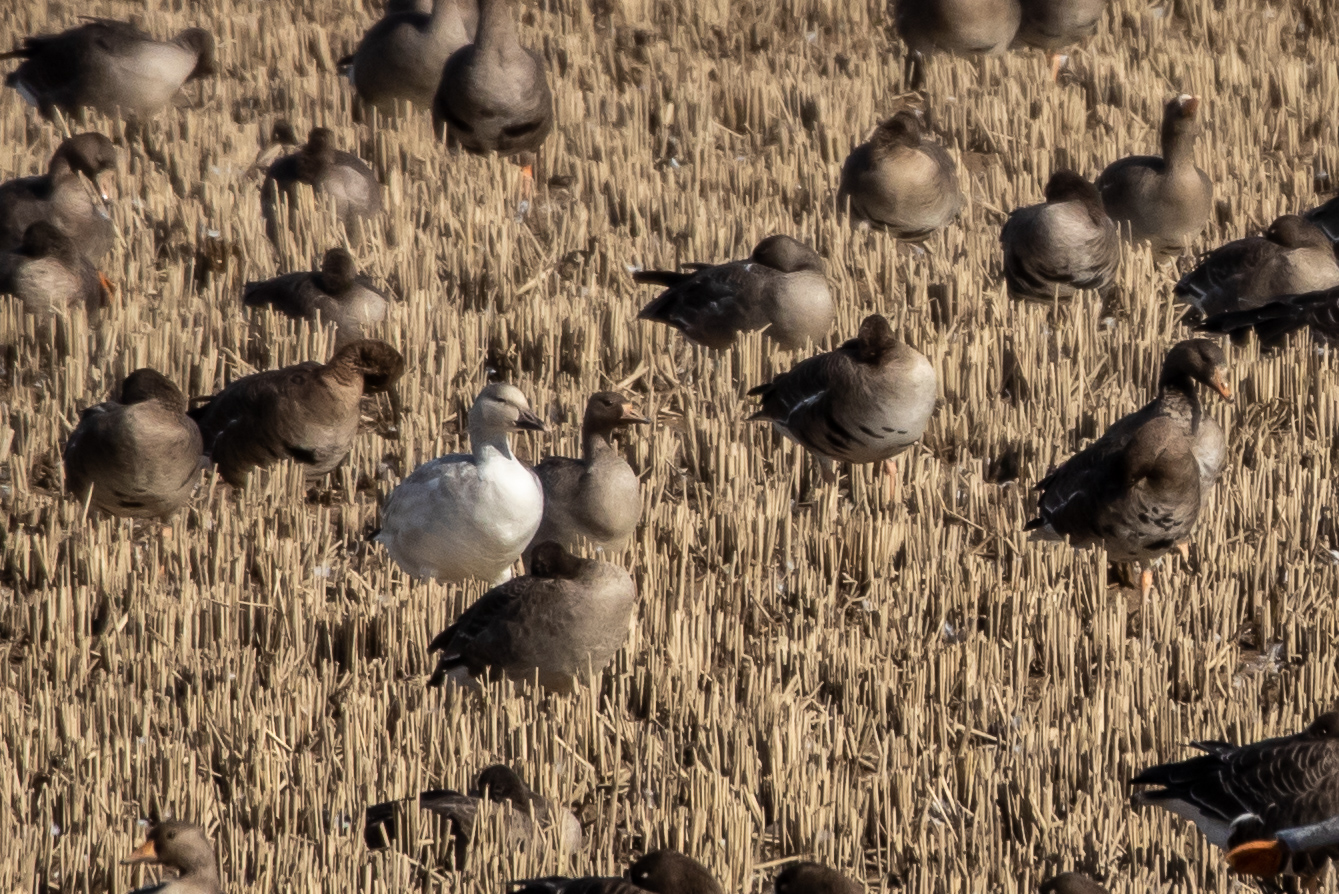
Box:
515;850;723;894
261;125;384;242
894;0;1021;57
1026;339;1232;596
242;247;389;345
636;235;834;350
773;862;862;894
1175;214;1339;318
0;221;106;319
528;392;648;561
0;133;115;262
1133;712;1339;883
2;19;215;119
189;339;404;486
1096;95;1213;257
122;821;222;894
376;383;545;583
64;369;202;518
837;111;963;241
1197;286;1339;348
1038;874;1105;894
1000;169;1119;301
432;0;554;156
747;314;936;484
341;0;476;112
427;541;635;692
365;764;581;863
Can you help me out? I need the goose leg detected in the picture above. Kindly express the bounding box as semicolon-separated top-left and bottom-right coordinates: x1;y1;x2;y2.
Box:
1226;839;1287;877
1047;52;1069;82
814;455;837;485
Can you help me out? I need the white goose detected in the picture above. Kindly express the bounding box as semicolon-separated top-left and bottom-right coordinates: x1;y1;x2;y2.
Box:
376;383;546;584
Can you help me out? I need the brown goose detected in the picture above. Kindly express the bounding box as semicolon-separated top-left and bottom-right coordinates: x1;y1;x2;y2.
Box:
894;0;1021;57
514;851;723;894
0;133;116;261
636;235;834;350
2;19;215;119
365;764;582;864
432;0;553;155
340;0;477;112
1197;286;1339;348
1096;95;1213;256
122;821;222;894
427;541;635;693
1175;215;1339;318
261;125;384;242
189;339;404;486
528;392;648;561
1304;193;1339;243
242;247;389;345
1026;340;1232;597
1133;712;1339;883
64;369;202;518
1038;874;1105;894
773;862;862;894
837;111;963;241
0;221;106;319
1015;0;1106;78
1001;169;1119;301
747;314;936;484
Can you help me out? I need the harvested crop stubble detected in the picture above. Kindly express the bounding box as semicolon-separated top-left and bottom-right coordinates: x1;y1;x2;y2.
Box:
2;0;1339;893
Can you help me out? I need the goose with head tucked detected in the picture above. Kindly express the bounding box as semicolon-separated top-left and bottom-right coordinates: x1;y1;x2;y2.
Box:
261;125;384;242
0;133;116;262
636;235;834;351
376;383;546;584
837;110;963;241
242;247;389;345
189;339;404;486
65;368;202;519
122;821;222;894
0;221;107;320
2;19;215;119
341;0;477;112
515;850;723;894
1197;285;1339;348
1001;169;1119;301
773;862;862;894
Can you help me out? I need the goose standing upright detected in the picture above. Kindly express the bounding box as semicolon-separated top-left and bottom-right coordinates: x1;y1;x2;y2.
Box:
341;0;477;111
837;110;963;241
0;133;116;262
376;383;546;583
122;821;222;894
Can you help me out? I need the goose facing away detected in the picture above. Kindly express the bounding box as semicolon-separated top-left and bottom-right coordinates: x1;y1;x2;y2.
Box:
365;764;582;865
894;0;1022;57
122;821;222;894
529;392;649;558
773;862;862;894
376;383;546;583
514;850;724;894
635;235;834;350
432;0;554;156
1132;712;1339;881
341;0;477;111
1175;214;1339;318
1026;339;1232;596
1001;169;1119;301
0;221;107;319
427;541;635;692
748;314;937;484
1096;94;1213;256
0;132;116;261
242;247;389;344
189;340;404;486
261;125;384;242
64;369;203;519
2;19;215;119
837;110;963;241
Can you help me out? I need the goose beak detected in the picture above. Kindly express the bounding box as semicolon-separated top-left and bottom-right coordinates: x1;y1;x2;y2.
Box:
619;404;651;425
1227;839;1287;877
122;838;157;865
1210;371;1233;401
514;409;547;432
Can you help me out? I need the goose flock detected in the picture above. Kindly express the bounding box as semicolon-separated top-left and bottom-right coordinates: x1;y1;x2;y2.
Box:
3;0;1339;891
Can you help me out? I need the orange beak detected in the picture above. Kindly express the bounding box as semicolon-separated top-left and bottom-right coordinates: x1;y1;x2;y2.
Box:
1227;839;1286;877
122;838;158;865
620;404;651;425
1211;371;1233;401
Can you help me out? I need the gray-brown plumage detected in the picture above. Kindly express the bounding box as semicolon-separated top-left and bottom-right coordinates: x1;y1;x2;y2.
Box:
1015;0;1105;52
1133;712;1339;881
837;111;963;241
365;764;581;865
514;850;723;894
894;0;1021;57
0;133;116;262
0;221;106;319
2;19;215;119
122;821;222;894
1175;215;1339;318
432;0;553;155
747;314;937;483
1305;193;1339;244
1001;169;1119;301
64;369;202;519
1097;95;1213;257
340;0;477;111
635;235;834;350
774;862;862;894
261;125;384;243
528;392;648;561
1197;285;1339;348
427;541;636;693
1026;339;1233;596
1038;873;1106;894
242;247;388;345
189;339;404;486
